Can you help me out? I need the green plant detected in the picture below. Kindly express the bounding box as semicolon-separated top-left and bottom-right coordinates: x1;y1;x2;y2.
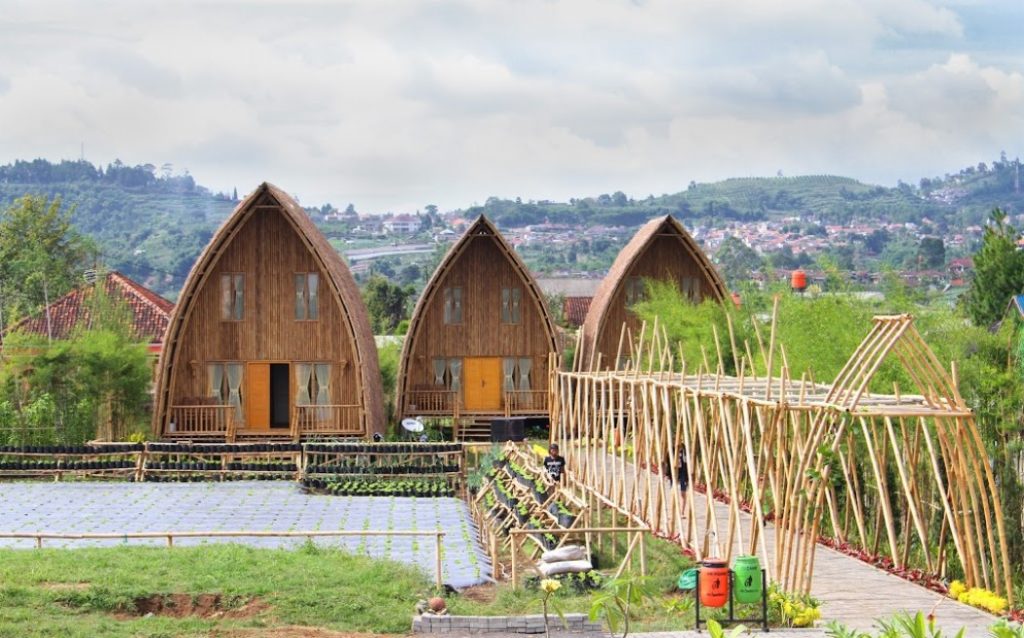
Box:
874;612;965;638
706;618;747;638
768;584;822;628
825;619;872;638
588;574;656;638
989;619;1024;638
663;594;694;616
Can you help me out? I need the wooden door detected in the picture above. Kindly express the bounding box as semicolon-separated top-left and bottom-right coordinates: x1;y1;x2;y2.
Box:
463;357;502;411
245;362;270;430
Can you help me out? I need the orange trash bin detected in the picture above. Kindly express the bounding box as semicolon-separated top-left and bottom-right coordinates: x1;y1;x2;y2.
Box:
699;559;730;608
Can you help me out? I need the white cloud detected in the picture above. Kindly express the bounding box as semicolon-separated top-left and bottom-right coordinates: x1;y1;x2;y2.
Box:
0;0;1019;210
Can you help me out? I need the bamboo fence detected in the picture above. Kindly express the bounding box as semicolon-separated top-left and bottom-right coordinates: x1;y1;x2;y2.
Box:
549;312;1013;603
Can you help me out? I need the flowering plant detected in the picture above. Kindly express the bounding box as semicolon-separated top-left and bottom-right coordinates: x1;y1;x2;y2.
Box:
538;578;565;638
769;586;822;627
947;580;1008;615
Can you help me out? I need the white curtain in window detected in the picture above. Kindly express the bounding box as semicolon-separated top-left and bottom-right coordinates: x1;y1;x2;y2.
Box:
518;358;531;391
452;287;462;323
294;274;306;319
207;364;224;401
432;358;446;386
221;275;232;319
501;288;510;323
511;288;521;323
449;359;462;392
443;288;452;324
233;274;244;320
308;273;319;319
296;364;313;406
226;363;243;420
315;363;331;420
502;358;516;392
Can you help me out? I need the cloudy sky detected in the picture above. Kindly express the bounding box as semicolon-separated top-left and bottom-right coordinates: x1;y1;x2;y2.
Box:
0;0;1022;212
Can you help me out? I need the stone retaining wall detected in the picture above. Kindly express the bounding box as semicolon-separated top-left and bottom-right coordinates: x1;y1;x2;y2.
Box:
413;613;604;634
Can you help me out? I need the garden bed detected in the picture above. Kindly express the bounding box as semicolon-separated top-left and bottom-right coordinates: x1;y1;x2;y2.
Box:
0;482;490;588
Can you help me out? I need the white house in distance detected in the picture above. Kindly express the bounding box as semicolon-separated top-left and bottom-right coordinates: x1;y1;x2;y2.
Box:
383;215;420;234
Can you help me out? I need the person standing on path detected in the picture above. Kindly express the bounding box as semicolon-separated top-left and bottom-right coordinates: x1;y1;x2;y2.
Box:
543;443;566;482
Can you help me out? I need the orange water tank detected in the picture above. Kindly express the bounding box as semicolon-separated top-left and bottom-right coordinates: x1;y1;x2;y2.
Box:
699;559;730;608
791;269;807;292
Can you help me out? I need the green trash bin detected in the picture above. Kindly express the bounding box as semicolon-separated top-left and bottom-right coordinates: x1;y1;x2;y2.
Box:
732;555;762;603
677;567;698;591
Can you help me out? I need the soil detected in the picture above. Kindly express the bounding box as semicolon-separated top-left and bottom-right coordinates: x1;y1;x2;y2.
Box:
126;593;268;619
39;582;91;591
217;630;401;638
459;583;497;603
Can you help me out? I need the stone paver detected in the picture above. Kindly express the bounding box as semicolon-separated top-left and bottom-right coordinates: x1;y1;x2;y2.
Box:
0;481;490;588
617;456;1000;638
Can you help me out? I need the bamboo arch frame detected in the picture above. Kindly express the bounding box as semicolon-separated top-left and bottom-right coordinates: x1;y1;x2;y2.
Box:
550;312;1013;603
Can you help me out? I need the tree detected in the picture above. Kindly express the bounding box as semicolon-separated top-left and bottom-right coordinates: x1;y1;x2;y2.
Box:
362;275;414;334
713;236;763;286
0;195;95;325
863;228;890;255
917;237;946;269
963;209;1024;326
0;279;151;444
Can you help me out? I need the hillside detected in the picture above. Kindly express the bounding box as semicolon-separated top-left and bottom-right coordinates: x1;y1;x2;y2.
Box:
0;155;1021;299
0;160;235;298
466;157;1023;230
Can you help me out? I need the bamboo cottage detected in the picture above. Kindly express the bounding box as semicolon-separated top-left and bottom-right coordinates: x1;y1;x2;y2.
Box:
576;215;727;371
396;216;558;435
153;182;384;441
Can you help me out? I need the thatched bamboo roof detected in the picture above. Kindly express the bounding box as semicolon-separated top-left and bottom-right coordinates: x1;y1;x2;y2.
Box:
578;215;727;369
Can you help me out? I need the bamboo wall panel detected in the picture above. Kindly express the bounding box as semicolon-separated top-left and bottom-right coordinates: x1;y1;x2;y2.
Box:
168;204;359;426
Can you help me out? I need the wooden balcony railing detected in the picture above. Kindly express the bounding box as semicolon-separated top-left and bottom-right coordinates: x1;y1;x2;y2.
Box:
504;390;549;416
292;404;362;437
406;390;460;419
167;405;234;437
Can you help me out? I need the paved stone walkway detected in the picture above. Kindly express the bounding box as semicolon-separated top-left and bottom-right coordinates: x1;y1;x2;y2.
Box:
0;481;490;588
607;456;1001;638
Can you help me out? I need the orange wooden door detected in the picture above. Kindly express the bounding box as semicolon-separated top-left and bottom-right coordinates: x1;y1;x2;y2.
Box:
245;362;270;430
463;357;502;411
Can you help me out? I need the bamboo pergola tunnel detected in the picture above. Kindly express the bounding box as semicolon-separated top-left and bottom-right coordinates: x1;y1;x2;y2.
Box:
550;314;1013;603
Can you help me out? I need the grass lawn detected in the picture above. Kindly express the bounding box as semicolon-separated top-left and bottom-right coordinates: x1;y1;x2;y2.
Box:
0;543;431;637
0;533;731;636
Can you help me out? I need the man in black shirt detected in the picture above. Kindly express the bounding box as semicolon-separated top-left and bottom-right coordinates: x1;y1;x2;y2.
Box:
543;443;566;481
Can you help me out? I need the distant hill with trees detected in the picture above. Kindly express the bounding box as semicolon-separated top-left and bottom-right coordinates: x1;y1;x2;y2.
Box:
465;154;1024;230
0;154;1021;298
0;159;235;299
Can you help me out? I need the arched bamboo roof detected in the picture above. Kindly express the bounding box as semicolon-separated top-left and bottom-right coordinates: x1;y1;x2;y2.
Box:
153;182;384;436
396;215;559;417
578;215;727;370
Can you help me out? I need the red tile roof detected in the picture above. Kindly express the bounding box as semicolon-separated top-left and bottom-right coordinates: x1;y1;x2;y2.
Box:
2;271;173;345
563;296;592;328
